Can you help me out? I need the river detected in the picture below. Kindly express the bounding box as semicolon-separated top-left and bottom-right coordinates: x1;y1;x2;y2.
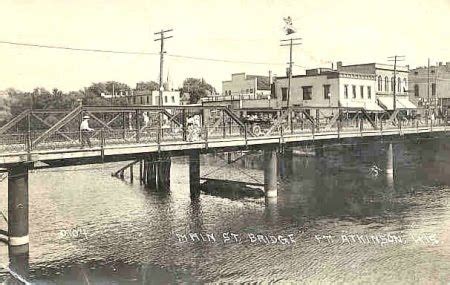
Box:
0;136;449;283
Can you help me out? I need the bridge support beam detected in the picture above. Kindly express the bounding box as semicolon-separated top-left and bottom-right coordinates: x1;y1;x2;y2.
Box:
189;150;201;199
8;163;29;247
386;143;394;179
264;149;278;198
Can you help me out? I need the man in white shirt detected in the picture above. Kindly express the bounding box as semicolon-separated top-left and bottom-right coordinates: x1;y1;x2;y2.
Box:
80;115;94;148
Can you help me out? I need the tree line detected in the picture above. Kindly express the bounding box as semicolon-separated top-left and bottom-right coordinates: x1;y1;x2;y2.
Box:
0;78;216;124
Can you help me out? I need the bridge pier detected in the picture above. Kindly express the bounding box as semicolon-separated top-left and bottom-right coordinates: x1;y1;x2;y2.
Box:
264;148;278;198
8;163;29;247
142;155;171;190
189;150;201;199
386;143;394;183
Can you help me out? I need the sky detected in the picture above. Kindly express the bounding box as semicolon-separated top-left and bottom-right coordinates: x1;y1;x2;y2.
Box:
0;0;449;93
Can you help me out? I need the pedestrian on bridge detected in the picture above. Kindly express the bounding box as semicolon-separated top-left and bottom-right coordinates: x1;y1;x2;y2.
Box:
80;115;94;148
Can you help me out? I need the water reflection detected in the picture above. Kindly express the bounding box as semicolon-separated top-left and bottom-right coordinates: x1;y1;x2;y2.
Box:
0;137;449;283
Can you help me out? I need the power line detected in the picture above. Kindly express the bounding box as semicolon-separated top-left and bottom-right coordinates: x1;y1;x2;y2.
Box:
0;39;308;68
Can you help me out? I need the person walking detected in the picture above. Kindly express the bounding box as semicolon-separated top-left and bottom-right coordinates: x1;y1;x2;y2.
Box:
80;115;94;148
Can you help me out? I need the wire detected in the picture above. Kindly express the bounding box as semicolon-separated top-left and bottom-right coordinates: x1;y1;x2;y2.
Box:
0;40;309;68
0;40;158;55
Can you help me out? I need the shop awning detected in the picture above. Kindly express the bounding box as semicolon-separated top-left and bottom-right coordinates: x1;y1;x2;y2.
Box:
378;96;417;110
364;101;384;112
340;101;383;112
377;97;395;110
397;97;417;109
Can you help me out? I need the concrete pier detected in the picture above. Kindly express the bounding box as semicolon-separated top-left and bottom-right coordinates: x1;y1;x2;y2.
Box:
189;150;201;198
386;143;394;187
386;143;394;175
263;149;278;198
8;164;29;247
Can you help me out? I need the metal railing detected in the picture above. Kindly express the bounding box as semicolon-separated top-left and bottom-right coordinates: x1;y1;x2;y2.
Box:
0;106;447;153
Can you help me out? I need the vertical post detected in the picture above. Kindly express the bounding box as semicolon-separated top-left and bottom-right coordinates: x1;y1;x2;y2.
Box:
315;109;320;132
136;110;140;143
139;160;143;184
264;148;278;198
337;109;342;139
27;113;32;152
122;112;126;139
290;110;294;134
386;143;394;176
189;150;201;199
100;129;105;162
8;164;29;247
222;109;226;138
130;165;134;183
182;109;187;141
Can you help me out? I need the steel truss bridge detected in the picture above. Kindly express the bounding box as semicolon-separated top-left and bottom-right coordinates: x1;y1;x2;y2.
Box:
0;105;448;166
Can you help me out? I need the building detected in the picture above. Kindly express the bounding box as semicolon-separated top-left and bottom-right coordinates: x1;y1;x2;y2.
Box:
274;68;382;114
203;72;276;109
336;62;416;110
222;73;271;96
408;62;450;110
131;89;181;106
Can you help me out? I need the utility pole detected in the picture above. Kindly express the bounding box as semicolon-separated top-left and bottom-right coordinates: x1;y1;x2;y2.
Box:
388;55;405;111
280;37;301;110
154;29;173;141
427;58;430;109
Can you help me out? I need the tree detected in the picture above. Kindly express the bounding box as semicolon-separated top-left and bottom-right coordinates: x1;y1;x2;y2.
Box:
135;81;159;91
181;78;216;104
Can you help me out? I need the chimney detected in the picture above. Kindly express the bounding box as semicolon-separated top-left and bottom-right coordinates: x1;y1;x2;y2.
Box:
439;62;443;66
337;61;342;70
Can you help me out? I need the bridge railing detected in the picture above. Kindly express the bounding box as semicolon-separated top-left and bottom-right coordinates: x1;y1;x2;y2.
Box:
0;105;447;153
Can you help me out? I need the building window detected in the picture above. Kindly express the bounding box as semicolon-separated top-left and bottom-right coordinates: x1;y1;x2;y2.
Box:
397;77;401;92
352;85;356;99
323;85;330;99
344;85;348;99
367;86;371;99
378;76;382;91
147;95;150;104
391;77;395;92
403;78;407;92
250;88;254;93
246;89;249;93
360;86;364;99
414;84;419;97
140;96;143;104
171;96;175;103
432;83;436;96
164;96;168;103
302;86;312;100
385;76;389;92
281;87;288;101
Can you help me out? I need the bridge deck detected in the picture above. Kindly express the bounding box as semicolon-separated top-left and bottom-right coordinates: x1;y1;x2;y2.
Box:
1;125;446;167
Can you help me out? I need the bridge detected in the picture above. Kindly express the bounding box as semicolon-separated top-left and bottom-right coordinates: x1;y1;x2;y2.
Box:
0;104;449;249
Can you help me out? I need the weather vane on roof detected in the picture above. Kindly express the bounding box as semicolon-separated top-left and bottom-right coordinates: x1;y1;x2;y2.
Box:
283;16;296;35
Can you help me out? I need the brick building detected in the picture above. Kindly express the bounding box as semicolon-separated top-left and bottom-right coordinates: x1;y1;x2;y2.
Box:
408;62;450;110
274;68;381;114
336;62;415;110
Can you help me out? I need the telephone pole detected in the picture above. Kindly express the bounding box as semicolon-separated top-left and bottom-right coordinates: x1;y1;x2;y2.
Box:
154;29;173;141
280;37;301;110
427;58;430;108
388;55;405;111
